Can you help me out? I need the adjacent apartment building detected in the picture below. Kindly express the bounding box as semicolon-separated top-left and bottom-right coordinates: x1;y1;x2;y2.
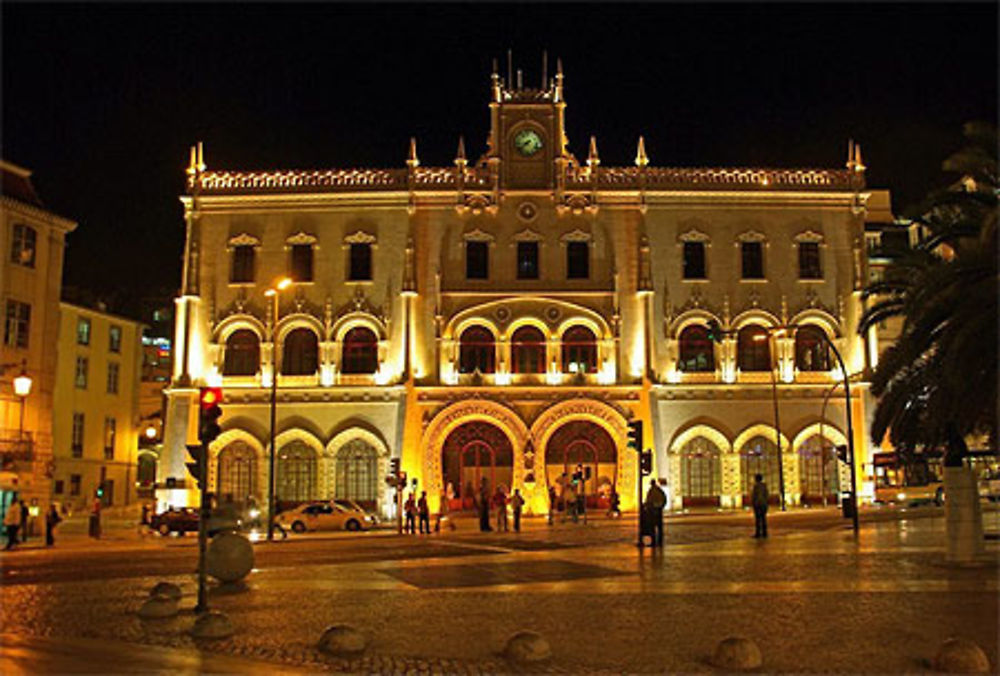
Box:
0;161;76;526
51;303;143;512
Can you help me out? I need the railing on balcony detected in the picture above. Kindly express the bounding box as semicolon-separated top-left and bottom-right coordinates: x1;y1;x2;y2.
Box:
0;430;35;466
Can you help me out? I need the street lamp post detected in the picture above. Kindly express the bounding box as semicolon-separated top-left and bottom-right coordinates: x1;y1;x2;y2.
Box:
13;360;32;442
265;278;292;542
754;330;786;511
818;333;860;534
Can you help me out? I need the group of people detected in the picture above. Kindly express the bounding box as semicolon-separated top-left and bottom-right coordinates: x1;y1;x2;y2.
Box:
4;499;63;550
402;491;432;534
472;480;525;533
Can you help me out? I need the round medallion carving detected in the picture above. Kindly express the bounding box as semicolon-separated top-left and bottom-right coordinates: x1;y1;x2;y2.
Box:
495;306;511;323
545;306;561;323
517;201;538;223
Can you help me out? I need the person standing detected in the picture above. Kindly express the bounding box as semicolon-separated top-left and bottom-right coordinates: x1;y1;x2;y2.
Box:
493;487;508;532
607;488;621;518
417;491;431;534
404;493;417;534
547;485;556;526
89;496;102;539
511;489;525;533
45;504;62;546
564;481;578;523
644;479;666;547
19;500;29;543
4;500;22;550
478;478;492;532
752;473;769;538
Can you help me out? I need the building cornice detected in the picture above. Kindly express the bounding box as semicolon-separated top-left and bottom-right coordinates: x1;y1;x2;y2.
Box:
1;195;78;232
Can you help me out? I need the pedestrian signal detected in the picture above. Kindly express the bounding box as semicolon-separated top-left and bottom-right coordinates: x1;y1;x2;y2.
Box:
198;387;223;446
186;443;206;486
627;420;643;451
640;450;653;475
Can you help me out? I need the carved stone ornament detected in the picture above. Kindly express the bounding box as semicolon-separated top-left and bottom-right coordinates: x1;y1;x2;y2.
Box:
286;231;318;246
559;228;592;243
678;228;711;244
545;306;561;323
344;230;377;245
494;306;511;323
227;232;261;248
513;228;544;242
735;229;767;244
462;228;495;243
517;201;538;222
793;229;825;244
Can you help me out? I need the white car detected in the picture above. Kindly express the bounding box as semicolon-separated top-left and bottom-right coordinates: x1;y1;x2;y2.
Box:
277;502;375;533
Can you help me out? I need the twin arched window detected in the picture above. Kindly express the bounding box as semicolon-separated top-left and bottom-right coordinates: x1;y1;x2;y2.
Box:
222;324;380;378
678;325;715;372
458;324;597;375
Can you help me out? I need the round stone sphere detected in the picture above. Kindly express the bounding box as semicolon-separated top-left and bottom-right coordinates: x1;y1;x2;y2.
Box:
318;624;367;657
206;532;254;583
504;631;552;665
137;595;178;620
934;638;991;673
712;636;762;671
149;581;182;600
191;611;235;639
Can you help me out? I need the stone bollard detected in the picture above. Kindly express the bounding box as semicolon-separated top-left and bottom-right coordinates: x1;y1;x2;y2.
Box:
712;637;762;671
503;631;552;665
149;581;182;601
944;467;986;564
206;532;254;583
933;638;991;673
318;624;368;657
191;611;235;639
137;595;178;619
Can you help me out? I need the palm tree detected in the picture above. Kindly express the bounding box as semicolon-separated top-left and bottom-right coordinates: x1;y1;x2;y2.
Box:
860;122;997;562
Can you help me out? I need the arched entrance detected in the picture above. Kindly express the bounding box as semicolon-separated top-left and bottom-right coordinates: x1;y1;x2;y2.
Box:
545;421;617;509
739;435;781;505
276;441;317;510
217;441;257;505
798;435;838;504
334;438;379;511
441;421;513;511
680;436;722;507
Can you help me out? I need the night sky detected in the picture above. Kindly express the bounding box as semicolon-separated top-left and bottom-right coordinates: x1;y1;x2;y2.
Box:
3;3;996;319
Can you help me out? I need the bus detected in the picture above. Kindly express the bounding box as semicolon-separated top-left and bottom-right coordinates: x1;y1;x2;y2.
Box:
872;450;1000;505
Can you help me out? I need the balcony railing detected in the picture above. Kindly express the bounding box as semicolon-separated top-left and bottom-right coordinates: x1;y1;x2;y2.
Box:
0;430;35;465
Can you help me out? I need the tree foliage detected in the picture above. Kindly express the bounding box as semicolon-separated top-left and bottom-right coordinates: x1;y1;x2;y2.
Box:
859;123;998;459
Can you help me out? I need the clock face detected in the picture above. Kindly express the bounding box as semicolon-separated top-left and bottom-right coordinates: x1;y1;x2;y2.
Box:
513;129;543;157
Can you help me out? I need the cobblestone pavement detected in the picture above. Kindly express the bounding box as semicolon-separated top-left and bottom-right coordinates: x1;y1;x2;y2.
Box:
1;510;997;673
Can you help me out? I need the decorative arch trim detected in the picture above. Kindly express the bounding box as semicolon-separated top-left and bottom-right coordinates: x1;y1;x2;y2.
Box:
733;424;793;455
556;316;608;341
273;428;324;455
731;309;781;330
678;228;711;244
332;312;388;341
444;297;612;341
286;231;318;246
227;232;261;248
513;228;544;242
504;316;551;340
344;230;377;245
275;313;325;342
791;423;847;454
735;229;767;244
669;309;723;338
793;229;825;244
326;427;391;459
669;424;733;455
452;317;501;341
208;428;265;460
789;309;841;338
559;228;592;243
462;228;495;243
214;314;266;343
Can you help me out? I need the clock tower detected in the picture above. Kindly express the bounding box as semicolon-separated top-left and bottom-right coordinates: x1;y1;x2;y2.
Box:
484;58;575;191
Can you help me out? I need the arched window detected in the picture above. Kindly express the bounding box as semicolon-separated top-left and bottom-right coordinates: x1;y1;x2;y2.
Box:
739;435;780;504
511;326;546;374
335;439;379;509
737;325;771;372
277;441;316;504
795;325;831;371
223;329;260;376
217;441;257;503
798;435;839;503
561;326;597;374
680;437;722;506
459;326;495;374
678;325;715;372
282;328;319;376
341;327;378;374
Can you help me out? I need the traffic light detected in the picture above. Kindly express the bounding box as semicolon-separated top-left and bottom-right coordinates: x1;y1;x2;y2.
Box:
836;445;849;463
198;387;223;446
186;443;206;486
390;458;400;477
627;420;643;452
95;482;105;499
706;319;723;344
640;450;653;475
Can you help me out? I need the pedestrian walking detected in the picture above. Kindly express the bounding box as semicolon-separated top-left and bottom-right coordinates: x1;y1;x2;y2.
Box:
511;489;525;533
547;485;556;526
417;491;431;534
564;482;578;523
89;496;102;539
478;478;492;532
644;479;666;547
752;473;769;538
493;487;508;532
4;500;22;550
404;493;417;534
607;488;621;518
45;504;62;547
19;500;29;543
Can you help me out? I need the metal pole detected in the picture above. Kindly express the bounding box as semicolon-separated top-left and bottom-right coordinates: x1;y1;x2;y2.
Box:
823;334;859;534
195;443;209;613
267;292;278;542
770;335;786;511
637;458;644;547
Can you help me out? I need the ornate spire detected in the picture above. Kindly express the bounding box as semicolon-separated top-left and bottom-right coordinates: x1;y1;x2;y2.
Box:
635;136;649;167
407;137;419;168
854;142;865;172
587;136;600;168
554;58;564;102
454;136;467;167
846;139;856;171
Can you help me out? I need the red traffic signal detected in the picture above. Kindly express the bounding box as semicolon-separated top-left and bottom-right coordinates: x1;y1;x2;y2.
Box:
199;387;223;409
198;387;223;446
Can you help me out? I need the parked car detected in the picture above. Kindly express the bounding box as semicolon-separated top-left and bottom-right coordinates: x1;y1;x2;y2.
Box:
276;502;375;533
151;507;242;537
332;498;379;524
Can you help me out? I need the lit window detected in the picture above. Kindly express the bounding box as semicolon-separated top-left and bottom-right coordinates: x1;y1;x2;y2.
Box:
104;417;116;460
511;326;546;374
737;326;770;372
795;326;831;371
109;325;122;353
678;325;715;372
561;326;597;374
4;300;31;349
10;224;36;268
75;356;88;388
77;317;91;345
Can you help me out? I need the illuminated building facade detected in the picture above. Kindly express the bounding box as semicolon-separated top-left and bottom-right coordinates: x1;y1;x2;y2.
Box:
161;63;882;517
